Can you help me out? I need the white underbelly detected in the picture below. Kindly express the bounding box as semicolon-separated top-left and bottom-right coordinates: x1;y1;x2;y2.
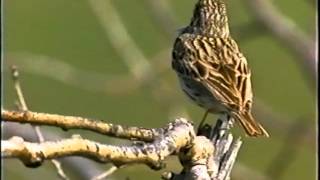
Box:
179;77;226;112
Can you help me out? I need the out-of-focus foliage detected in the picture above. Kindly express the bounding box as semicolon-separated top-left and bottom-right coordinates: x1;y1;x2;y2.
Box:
3;0;316;179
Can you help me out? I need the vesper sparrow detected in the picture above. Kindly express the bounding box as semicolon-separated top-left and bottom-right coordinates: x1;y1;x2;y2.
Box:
171;0;269;137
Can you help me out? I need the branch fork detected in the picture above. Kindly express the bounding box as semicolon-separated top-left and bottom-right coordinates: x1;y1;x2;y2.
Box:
2;108;242;180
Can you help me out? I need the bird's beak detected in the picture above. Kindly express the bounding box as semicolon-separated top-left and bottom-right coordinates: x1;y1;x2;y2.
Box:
176;26;187;35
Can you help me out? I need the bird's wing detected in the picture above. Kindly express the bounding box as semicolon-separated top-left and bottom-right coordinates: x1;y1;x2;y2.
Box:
179;35;253;112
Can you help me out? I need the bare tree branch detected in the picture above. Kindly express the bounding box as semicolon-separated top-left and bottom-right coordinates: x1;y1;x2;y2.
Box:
245;0;316;87
2;122;109;179
2;118;197;171
5;49;170;95
162;116;243;180
253;99;315;149
87;0;152;82
2;109;161;142
5;53;139;95
2;110;244;180
146;0;178;38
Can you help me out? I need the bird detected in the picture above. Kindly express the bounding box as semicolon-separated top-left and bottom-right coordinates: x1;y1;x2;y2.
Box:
171;0;269;137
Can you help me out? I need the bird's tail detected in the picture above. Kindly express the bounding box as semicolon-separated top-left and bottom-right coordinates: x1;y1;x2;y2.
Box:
232;111;269;137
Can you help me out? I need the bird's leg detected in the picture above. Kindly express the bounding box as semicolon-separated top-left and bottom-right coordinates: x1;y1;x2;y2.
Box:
210;113;234;139
220;114;232;130
197;109;210;133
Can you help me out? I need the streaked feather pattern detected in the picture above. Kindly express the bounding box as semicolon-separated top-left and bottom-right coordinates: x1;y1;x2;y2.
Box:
171;0;269;137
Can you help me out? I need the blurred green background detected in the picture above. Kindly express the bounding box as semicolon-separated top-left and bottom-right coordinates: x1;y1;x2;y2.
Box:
3;0;316;179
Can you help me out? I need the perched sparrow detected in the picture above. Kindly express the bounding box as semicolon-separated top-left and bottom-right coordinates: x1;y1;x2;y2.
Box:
171;0;269;137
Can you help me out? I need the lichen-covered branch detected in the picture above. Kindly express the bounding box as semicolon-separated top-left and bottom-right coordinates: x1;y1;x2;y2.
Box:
2;118;196;169
2;122;107;180
162;116;242;180
1;109;161;142
2;111;242;180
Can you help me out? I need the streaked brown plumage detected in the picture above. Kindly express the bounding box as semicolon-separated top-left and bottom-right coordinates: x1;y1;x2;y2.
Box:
171;0;269;137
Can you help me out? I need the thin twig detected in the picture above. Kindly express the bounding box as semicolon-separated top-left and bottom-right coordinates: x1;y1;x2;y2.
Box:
245;0;316;88
10;66;69;180
88;0;152;82
146;0;178;38
11;66;28;111
6;48;169;95
91;165;119;180
253;99;315;149
6;53;138;95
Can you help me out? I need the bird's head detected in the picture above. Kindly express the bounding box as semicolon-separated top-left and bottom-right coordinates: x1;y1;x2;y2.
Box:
187;0;230;37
